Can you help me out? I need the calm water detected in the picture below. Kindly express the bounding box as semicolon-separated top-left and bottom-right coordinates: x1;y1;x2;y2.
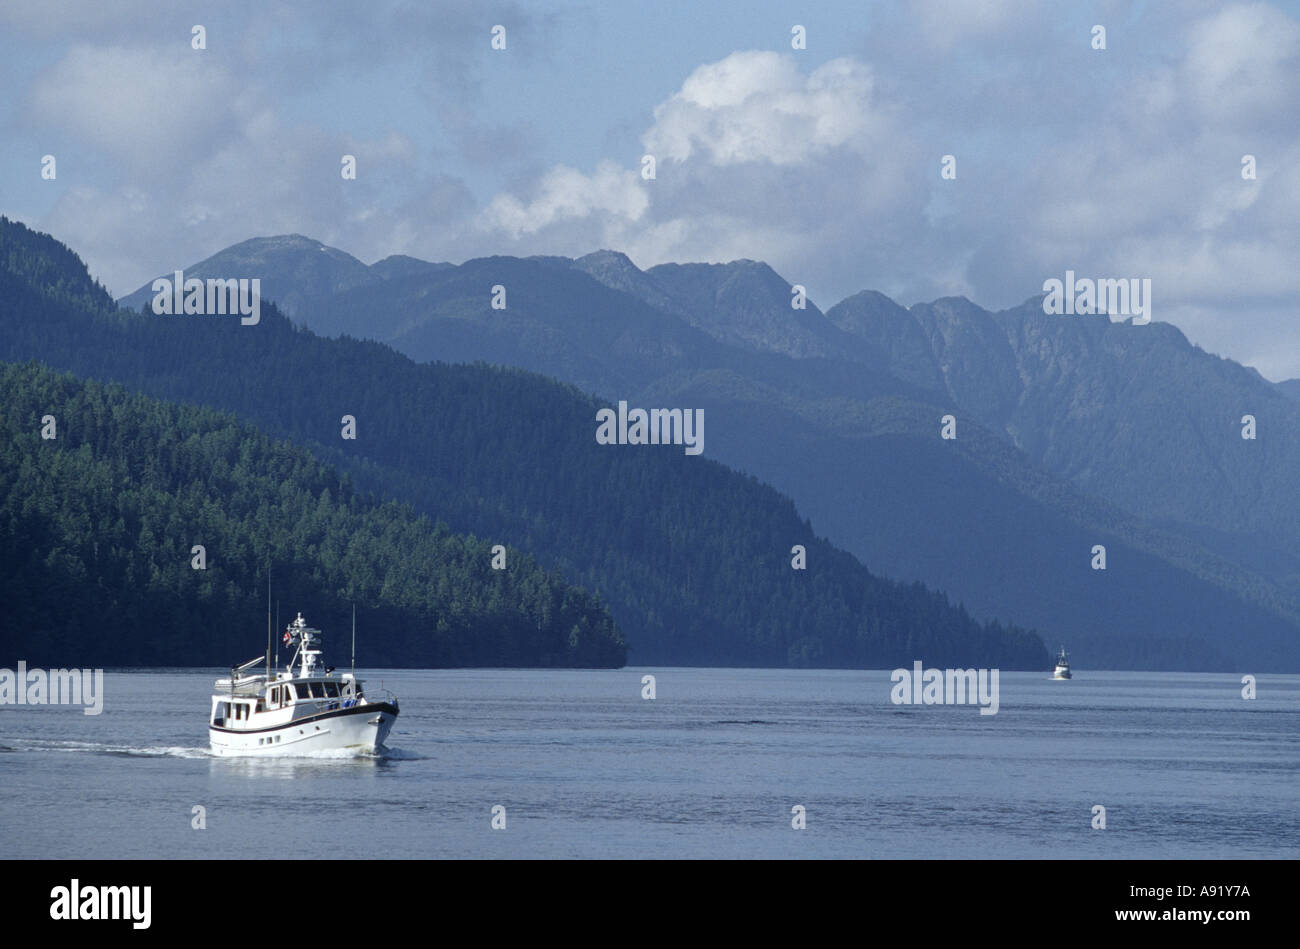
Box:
1;668;1297;858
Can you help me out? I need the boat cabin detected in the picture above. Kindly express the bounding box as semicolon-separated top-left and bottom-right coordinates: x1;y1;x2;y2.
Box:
209;675;364;728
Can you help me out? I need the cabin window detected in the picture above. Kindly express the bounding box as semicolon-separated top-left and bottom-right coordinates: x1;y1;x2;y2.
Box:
324;683;339;698
310;682;325;699
256;699;265;713
271;686;281;704
286;684;300;700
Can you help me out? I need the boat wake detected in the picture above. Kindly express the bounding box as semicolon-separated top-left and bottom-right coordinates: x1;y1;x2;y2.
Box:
376;745;426;760
259;744;426;760
2;736;425;762
4;738;212;759
284;746;382;759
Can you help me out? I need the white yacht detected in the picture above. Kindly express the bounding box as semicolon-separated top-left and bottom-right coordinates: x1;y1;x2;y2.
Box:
1052;646;1072;680
209;612;398;756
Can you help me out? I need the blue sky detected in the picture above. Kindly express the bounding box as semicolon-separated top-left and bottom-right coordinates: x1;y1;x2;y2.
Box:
3;0;1299;378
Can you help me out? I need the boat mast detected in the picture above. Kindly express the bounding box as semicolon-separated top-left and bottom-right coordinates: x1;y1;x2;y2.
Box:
265;566;272;688
351;603;357;679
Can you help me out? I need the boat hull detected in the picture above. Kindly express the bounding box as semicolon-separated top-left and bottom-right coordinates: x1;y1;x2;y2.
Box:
209;702;398;757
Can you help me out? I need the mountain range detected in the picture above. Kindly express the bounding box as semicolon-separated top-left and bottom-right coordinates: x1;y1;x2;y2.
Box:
2;216;1048;670
118;233;1300;671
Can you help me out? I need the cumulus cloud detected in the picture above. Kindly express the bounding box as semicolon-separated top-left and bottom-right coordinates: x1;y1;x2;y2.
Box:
476;49;928;299
643;53;878;166
482;162;648;239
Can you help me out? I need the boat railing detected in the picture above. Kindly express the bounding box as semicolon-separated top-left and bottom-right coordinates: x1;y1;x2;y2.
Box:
213;676;268;695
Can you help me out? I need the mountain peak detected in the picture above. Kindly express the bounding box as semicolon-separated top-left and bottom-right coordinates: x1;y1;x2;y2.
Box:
577;248;638;269
227;233;333;253
116;233;373;315
368;254;453;282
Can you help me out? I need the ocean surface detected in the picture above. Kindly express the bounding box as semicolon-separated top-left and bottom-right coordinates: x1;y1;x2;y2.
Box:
1;668;1296;858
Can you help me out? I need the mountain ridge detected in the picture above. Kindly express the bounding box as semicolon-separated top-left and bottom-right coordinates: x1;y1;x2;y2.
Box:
4;216;1051;670
101;228;1300;670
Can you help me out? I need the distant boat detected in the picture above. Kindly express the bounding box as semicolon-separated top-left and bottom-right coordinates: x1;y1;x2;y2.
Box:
209;612;398;756
1052;646;1072;680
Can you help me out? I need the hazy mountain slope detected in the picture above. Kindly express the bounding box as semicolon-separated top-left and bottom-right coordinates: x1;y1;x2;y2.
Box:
315;255;732;394
993;301;1300;546
825;290;946;393
637;373;1299;670
833;295;1300;578
572;250;696;321
645;260;865;361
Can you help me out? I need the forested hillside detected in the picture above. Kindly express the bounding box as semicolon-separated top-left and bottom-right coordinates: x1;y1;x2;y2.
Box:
0;362;626;667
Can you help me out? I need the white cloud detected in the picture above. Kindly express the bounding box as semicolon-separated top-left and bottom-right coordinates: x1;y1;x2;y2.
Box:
481;161;648;239
476;50;924;291
643;52;878;166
